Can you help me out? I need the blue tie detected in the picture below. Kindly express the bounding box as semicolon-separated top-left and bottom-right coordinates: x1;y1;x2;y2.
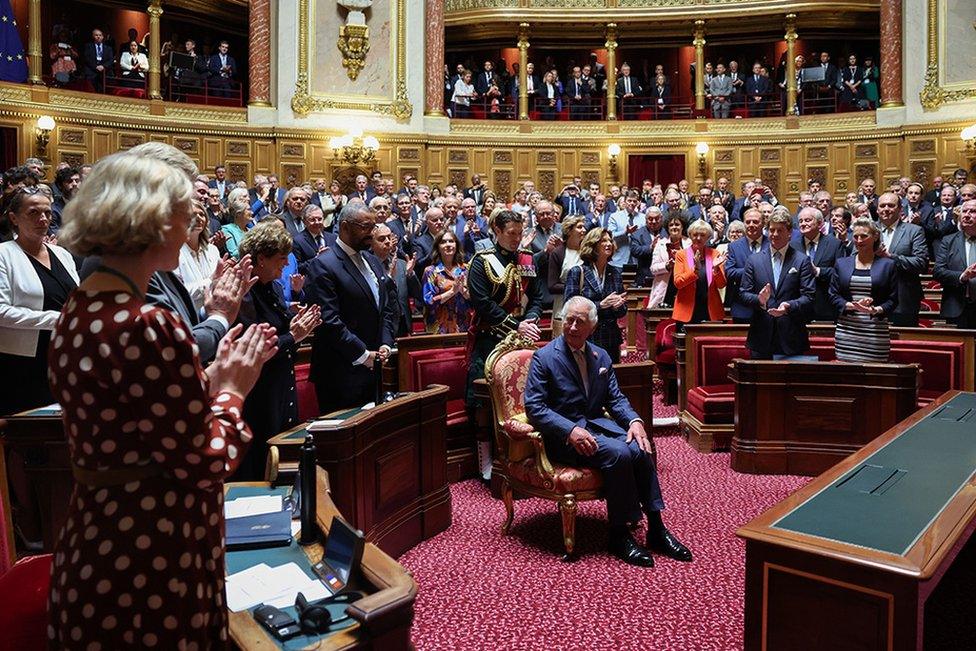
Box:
772;251;783;288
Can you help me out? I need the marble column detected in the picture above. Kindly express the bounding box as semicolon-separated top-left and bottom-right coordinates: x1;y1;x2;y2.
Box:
785;14;797;115
517;23;530;120
424;0;445;116
249;0;272;106
605;23;618;121
879;0;903;107
27;0;42;84
693;20;706;112
147;0;163;100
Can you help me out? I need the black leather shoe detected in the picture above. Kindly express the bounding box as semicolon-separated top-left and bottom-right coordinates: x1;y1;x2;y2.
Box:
608;531;655;568
647;528;693;562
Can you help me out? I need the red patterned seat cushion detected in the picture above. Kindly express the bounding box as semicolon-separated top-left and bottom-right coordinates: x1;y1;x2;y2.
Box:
686;384;735;423
508;458;602;493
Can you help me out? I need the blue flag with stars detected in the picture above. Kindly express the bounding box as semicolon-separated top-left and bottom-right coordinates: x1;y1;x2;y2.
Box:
0;0;28;83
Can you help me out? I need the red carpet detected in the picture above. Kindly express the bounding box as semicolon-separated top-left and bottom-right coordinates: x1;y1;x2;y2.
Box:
401;429;809;650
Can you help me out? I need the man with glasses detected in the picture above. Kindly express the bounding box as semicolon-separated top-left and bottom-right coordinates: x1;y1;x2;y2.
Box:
368;196;391;224
305;203;396;412
934;199;976;329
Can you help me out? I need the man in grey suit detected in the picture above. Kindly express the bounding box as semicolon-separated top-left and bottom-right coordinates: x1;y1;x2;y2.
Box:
875;192;929;327
526;200;562;310
709;63;733;118
372;223;421;337
933;199;976;329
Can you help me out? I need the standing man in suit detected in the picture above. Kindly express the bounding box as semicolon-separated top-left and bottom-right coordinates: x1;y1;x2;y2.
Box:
630;207;665;287
525;296;692;567
348;174;376;204
924;177;945;206
790;207;844;321
933;200;976;329
616;63;642;120
585;194;612;231
293;205;337;275
745;62;771;116
463;174;487;208
875;192;929;327
371;223;421;338
279;187;309;240
566;66;591;120
474;60;496;97
686;187;713;222
726;208;769;319
305;203;397;412
607;190;642;268
208;164;230;202
709;63;733;118
557;183;586;217
207;40;237;98
82;29;113;92
740;210;815;358
815;52;838;108
922;184;960;257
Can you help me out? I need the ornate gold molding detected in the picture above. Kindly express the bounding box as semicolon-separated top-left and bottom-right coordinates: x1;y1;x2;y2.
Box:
919;0;976;110
291;0;411;121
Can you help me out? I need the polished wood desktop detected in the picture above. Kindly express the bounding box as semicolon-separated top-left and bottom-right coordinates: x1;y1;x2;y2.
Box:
227;467;416;650
269;386;452;558
729;360;920;475
737;391;976;651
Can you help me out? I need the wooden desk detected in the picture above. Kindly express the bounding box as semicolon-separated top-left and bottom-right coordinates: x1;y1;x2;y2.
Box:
227;467;416;650
0;405;68;552
737;391;976;651
730;360;920;475
269;386;452;558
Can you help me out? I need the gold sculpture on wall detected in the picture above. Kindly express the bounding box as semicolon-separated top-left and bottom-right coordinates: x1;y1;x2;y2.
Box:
337;0;371;81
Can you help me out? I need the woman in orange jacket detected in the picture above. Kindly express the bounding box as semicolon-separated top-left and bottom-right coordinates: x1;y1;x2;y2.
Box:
672;220;727;325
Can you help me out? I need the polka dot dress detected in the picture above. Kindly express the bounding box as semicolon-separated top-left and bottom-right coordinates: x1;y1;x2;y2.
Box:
47;291;253;650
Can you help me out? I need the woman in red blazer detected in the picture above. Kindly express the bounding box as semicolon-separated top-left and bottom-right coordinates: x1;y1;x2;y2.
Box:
672;220;727;325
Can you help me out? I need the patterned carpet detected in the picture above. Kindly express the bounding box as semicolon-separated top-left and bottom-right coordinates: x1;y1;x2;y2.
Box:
400;387;810;651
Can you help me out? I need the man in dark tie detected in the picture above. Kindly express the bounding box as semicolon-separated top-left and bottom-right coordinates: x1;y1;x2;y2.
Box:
347;174;376;203
463;174;486;208
557;183;585;217
744;62;771;117
933;199;976;329
630;207;665;287
293;205;337;274
726;208;770;321
815;51;838;109
525;296;692;567
82;28;113;92
207;40;237;98
567;65;591;120
208;164;229;202
874;193;929;327
790;207;844;321
585;194;611;231
305;203;397;412
615;63;642;120
740;211;816;359
922;184;960;257
474;59;495;97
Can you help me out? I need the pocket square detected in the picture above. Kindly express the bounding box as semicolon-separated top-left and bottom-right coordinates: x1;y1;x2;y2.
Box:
599;367;608;375
788;267;798;274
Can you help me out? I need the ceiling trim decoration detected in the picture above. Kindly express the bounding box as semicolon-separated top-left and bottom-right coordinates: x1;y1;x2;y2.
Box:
919;0;976;110
290;0;412;121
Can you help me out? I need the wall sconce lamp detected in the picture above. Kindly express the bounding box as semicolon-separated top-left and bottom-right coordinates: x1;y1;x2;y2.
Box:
607;143;621;181
328;128;379;166
696;142;709;177
962;125;976;154
35;115;55;156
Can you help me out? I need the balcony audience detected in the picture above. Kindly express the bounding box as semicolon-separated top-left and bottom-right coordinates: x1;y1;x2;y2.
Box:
119;40;148;86
82;28;113;92
207;40;237;97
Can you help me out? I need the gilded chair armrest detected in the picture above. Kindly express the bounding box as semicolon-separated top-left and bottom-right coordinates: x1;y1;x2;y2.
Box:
502;417;535;440
527;431;556;480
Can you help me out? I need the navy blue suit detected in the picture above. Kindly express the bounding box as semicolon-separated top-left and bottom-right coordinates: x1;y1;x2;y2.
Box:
585;211;611;231
686;204;706;222
921;204;958;258
740;247;816;358
292;229;336;275
629;227;662;287
726;236;769;319
828;255;899;316
933;231;976;327
347;188;377;204
304;244;397;412
524;337;664;526
790;233;845;321
558;194;586;216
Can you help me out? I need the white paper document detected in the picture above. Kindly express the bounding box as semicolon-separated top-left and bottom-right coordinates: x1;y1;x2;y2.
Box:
223;495;283;520
225;562;330;612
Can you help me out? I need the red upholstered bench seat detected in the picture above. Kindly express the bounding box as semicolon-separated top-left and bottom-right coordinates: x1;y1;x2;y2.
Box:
686;384;736;423
406;347;470;431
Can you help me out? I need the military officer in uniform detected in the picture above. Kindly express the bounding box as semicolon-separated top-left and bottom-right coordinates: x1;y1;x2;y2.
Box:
466;210;545;479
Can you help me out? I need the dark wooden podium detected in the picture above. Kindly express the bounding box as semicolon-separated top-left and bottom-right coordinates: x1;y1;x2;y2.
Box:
730;360;920;475
269;385;452;558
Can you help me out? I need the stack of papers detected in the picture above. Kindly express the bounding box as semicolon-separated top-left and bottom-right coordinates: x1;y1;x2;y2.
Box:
224;495;283;519
225;562;331;612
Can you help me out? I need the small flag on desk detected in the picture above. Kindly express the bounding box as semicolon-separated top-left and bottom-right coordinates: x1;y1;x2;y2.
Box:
0;0;27;83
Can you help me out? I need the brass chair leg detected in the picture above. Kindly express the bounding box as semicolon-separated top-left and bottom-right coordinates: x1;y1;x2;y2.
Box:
500;478;515;534
559;494;578;561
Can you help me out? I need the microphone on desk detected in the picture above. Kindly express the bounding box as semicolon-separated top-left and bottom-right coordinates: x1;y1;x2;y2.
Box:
298;435;317;546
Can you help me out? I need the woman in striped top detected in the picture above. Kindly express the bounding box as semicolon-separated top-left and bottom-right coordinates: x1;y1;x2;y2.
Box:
828;217;898;362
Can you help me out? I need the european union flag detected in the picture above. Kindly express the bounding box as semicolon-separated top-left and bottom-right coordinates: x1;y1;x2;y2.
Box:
0;0;28;83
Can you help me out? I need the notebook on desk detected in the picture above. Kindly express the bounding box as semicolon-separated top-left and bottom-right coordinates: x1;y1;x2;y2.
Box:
226;510;293;550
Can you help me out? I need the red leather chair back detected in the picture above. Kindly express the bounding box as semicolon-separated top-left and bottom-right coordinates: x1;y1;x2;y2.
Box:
694;336;749;386
0;554;52;651
891;340;966;394
654;319;677;355
294;363;320;422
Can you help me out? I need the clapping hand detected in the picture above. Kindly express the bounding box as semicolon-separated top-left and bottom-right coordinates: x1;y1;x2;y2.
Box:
713;250;728;267
626;223;639;235
288;304;321;343
405;253;418;276
601;292;627;309
758;283;772;308
207;323;279;399
206;254;257;324
961;262;976;282
210;229;227;250
767;301;790;317
520;228;537;249
289;273;305;293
